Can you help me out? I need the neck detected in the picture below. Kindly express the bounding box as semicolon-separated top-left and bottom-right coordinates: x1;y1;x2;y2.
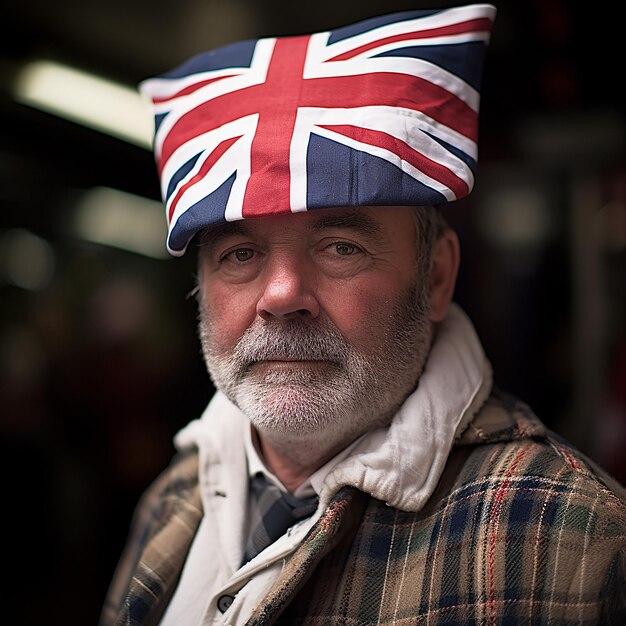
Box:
253;428;349;493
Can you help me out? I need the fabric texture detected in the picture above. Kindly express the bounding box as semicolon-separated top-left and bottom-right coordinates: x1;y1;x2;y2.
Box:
138;3;497;255
100;390;626;625
243;473;319;564
101;450;202;626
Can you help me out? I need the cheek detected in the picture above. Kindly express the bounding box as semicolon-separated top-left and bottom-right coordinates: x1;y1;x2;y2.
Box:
322;281;398;351
201;282;257;353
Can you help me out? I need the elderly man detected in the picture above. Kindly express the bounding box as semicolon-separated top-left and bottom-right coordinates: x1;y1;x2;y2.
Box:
101;4;626;625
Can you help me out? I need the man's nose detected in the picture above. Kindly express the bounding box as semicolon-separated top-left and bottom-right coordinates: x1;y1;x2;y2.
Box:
256;255;320;320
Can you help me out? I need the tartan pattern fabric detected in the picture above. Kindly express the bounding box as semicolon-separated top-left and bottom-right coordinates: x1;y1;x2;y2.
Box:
249;392;626;625
266;461;625;623
243;473;319;563
99;450;202;626
100;390;626;625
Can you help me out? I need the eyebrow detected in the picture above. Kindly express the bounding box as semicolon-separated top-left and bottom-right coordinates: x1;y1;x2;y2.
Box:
310;210;383;237
197;209;384;249
197;221;249;248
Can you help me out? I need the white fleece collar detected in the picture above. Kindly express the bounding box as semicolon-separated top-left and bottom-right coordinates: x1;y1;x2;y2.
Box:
320;303;492;511
174;303;492;514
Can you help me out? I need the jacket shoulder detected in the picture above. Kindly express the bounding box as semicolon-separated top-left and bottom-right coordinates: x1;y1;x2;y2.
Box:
429;392;626;621
454;388;626;506
362;394;626;623
99;448;201;626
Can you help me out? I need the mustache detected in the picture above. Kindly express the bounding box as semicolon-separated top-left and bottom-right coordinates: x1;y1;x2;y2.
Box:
231;319;350;365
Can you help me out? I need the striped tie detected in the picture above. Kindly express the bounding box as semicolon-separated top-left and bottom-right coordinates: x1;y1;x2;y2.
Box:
243;473;318;564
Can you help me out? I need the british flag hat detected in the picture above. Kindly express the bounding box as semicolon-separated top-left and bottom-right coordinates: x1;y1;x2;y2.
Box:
139;3;496;256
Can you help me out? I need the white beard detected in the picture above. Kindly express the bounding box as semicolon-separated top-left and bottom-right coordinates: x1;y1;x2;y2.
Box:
198;278;433;453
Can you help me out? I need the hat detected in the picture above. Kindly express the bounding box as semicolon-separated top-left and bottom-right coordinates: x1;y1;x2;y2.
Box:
139;4;496;256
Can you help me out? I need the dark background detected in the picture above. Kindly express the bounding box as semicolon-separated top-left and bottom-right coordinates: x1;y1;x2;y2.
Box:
1;1;624;624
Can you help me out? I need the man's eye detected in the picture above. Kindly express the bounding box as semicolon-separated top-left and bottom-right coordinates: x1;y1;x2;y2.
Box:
223;248;254;263
334;242;360;256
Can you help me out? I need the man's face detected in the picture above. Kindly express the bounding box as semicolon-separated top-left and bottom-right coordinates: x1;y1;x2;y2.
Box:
197;206;434;451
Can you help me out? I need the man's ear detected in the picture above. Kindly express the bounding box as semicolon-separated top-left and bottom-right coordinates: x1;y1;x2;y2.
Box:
428;228;460;323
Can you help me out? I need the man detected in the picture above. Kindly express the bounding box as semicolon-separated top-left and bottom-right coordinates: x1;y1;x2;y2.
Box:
101;4;626;625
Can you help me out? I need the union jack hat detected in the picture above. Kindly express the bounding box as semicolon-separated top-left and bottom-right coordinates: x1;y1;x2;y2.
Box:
140;4;496;256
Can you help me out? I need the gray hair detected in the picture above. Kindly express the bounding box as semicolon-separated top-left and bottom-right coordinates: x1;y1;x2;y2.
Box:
410;206;450;278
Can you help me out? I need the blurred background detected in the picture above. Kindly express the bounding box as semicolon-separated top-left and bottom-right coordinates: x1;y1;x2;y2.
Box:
0;1;624;623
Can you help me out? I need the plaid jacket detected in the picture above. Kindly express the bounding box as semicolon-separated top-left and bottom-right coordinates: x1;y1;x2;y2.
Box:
101;391;626;625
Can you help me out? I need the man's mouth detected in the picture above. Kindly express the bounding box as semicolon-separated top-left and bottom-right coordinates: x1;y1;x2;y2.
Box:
247;358;340;372
263;356;326;361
